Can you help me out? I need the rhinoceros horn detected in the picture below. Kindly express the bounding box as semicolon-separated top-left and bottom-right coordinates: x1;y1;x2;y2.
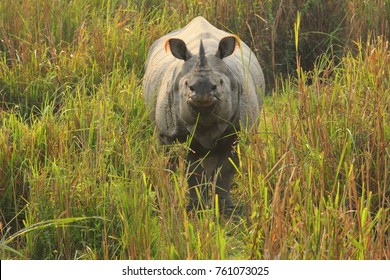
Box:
195;39;211;72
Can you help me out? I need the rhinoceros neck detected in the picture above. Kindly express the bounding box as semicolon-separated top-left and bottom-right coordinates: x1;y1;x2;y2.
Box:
185;108;240;150
186;122;227;150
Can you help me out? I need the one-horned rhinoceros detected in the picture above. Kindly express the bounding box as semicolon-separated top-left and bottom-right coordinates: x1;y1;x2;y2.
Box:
143;16;265;212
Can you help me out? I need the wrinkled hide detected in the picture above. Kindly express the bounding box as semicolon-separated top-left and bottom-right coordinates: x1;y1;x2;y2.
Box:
143;16;265;212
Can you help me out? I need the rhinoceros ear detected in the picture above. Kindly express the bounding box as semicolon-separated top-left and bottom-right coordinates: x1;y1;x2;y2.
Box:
165;38;192;61
215;36;240;59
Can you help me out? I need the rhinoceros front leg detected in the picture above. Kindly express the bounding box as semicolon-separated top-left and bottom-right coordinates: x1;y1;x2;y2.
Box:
214;150;237;213
185;146;238;213
186;153;209;212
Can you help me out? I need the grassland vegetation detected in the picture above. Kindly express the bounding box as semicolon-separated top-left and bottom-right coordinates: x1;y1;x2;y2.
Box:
0;0;389;259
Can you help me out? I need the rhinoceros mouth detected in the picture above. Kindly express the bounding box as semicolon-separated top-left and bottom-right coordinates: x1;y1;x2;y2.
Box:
188;95;217;111
188;98;217;107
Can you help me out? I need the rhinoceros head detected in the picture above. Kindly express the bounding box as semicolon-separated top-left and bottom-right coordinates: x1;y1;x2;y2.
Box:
165;36;240;126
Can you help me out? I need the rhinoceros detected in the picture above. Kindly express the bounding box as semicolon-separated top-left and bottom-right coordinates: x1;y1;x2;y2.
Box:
143;16;265;212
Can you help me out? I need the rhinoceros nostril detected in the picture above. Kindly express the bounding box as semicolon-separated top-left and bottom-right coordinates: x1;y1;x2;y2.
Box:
189;85;194;91
211;84;217;91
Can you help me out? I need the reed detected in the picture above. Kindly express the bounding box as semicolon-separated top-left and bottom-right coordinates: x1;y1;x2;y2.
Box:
0;0;388;259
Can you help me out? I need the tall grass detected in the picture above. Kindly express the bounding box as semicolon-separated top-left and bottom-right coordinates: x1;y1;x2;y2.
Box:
240;32;389;259
1;0;389;259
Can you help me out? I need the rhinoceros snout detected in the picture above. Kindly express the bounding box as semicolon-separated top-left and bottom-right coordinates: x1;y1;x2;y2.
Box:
188;91;217;110
187;78;218;109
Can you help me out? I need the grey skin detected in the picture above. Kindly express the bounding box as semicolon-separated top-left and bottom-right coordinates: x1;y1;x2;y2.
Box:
143;17;265;212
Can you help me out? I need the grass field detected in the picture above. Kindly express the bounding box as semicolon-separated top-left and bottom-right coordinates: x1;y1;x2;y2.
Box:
0;0;389;259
